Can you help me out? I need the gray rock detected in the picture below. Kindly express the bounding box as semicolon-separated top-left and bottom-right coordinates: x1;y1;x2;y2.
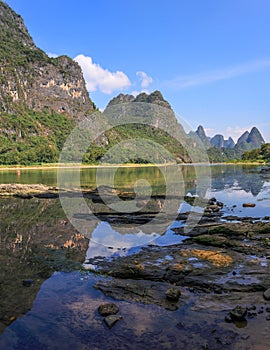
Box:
104;315;122;329
263;288;270;300
98;303;119;316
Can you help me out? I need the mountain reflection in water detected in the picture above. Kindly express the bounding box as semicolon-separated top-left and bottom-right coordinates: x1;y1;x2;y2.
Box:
0;164;270;348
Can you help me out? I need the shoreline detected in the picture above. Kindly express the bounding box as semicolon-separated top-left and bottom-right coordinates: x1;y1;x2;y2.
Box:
0;161;267;171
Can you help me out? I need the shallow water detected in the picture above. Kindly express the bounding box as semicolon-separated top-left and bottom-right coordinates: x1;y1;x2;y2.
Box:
1;271;269;350
1;164;270;349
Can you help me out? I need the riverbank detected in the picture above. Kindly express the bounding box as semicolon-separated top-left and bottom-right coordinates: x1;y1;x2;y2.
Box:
0;162;179;171
0;161;268;171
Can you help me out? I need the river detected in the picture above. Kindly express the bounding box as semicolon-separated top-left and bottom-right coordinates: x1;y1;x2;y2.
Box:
0;164;269;349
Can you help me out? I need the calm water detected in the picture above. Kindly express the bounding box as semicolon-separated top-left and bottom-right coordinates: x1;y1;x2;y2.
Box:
0;164;270;349
1;164;269;216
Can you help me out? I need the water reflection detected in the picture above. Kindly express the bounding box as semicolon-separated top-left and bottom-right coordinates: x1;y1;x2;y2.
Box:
1;164;270;338
210;164;266;196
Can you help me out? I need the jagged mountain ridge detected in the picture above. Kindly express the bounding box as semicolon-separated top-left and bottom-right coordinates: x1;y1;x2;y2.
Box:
210;135;235;149
107;90;172;110
195;125;264;152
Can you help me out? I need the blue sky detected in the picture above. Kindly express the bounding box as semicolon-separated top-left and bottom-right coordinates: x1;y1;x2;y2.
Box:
5;0;270;141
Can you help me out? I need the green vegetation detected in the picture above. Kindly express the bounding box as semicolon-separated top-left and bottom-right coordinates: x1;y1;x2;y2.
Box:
64;123;191;165
242;143;270;163
0;109;193;165
0;110;74;165
207;146;238;163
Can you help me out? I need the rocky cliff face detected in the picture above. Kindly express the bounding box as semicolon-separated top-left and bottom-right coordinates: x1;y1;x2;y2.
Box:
107;90;172;110
0;0;94;118
210;134;235;149
195;125;211;148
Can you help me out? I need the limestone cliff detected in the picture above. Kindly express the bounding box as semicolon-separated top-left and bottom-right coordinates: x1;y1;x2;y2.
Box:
0;0;94;118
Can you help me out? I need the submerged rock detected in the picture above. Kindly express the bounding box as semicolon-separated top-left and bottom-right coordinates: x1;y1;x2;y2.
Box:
165;287;181;301
98;303;119;316
103;315;122;329
229;306;247;321
242;203;256;208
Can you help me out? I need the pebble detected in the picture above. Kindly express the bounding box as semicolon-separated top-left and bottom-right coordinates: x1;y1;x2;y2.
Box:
242;203;256;208
104;315;122;329
176;322;184;329
98;303;119;316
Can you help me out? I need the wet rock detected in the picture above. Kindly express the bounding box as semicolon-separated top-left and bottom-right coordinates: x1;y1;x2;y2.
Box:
229;306;247;321
95;279;182;311
98;303;119;316
263;288;270;300
22;279;34;287
165;287;181;301
103;315;122;329
223;215;239;221
208;205;220;212
242;203;256;208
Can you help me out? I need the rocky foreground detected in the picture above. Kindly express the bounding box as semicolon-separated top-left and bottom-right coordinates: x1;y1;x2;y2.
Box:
85;199;270;349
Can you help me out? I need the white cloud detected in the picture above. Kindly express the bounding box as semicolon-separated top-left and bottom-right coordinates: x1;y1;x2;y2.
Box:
47;52;59;58
74;54;131;94
136;71;153;88
204;128;216;137
165;59;270;89
131;89;149;97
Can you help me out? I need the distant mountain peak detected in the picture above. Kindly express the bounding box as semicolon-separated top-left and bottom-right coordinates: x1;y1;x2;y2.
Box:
235;127;264;151
247;127;264;146
195;124;264;157
195;125;211;147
